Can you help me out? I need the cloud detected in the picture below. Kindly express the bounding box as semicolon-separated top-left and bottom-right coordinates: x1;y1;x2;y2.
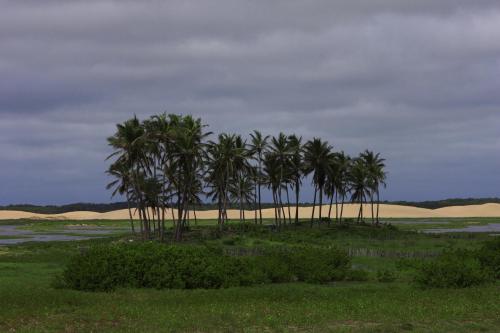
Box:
1;0;500;204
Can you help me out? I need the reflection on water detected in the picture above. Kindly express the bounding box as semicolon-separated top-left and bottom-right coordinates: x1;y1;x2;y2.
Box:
0;225;126;245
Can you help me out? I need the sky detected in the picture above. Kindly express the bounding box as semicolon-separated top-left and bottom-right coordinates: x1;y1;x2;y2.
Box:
1;0;500;205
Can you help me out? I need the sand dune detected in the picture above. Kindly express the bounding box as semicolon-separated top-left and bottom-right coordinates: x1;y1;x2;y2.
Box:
1;203;500;220
433;203;500;218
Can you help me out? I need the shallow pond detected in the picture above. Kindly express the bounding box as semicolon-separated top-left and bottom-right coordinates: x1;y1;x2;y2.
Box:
387;220;450;225
422;223;500;235
0;225;127;245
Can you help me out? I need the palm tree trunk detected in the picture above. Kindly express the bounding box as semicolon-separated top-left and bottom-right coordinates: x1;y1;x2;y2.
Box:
142;206;150;239
217;196;222;225
222;187;228;225
239;187;243;223
254;181;258;224
175;191;190;241
175;206;182;240
193;205;198;226
328;189;334;221
279;188;286;227
160;206;166;241
340;194;345;223
156;205;162;238
278;194;282;228
147;208;155;236
376;190;381;224
126;194;135;233
285;185;292;225
357;197;362;223
175;191;184;240
294;180;300;225
311;188;317;227
138;208;144;238
258;159;263;225
318;186;323;225
360;196;364;222
176;202;188;241
335;191;339;223
370;193;375;224
273;190;279;226
171;204;176;227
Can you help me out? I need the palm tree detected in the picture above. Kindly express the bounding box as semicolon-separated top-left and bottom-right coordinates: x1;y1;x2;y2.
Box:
206;133;248;225
169;115;210;240
361;150;386;224
263;152;282;227
186;177;204;226
325;153;340;224
229;174;254;222
336;152;351;223
107;116;149;236
288;135;303;225
303;138;333;226
206;139;227;225
106;160;135;233
249;131;269;224
232;135;253;222
349;157;370;223
106;113;388;239
269;133;292;224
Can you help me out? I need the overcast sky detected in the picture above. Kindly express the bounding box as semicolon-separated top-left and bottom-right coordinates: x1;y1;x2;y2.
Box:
1;0;500;205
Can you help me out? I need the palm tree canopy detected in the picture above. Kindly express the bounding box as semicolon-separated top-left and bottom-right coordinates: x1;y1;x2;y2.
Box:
303;138;334;190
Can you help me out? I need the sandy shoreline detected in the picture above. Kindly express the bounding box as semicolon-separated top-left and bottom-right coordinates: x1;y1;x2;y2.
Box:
1;203;500;220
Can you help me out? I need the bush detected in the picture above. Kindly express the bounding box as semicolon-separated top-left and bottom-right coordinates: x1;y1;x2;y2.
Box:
395;258;422;271
251;255;294;283
414;249;493;289
476;238;500;279
264;245;350;283
376;269;397;283
60;243;248;291
59;243;351;291
344;269;370;281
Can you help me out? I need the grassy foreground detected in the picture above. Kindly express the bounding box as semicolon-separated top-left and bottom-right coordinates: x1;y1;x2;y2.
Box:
0;219;499;332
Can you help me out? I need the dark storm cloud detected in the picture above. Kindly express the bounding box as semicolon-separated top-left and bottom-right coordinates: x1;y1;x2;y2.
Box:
1;0;500;204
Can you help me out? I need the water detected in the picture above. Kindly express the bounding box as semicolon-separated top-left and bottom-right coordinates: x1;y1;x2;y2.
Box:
422;223;500;234
387;220;450;225
0;225;126;245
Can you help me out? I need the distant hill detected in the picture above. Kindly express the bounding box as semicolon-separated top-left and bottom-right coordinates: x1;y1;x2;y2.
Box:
384;198;500;209
1;198;500;214
0;202;130;214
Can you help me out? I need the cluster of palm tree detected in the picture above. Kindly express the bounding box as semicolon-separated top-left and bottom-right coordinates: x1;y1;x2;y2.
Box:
107;113;386;240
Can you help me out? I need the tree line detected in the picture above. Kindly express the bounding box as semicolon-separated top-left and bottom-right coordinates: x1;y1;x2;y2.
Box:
107;114;386;240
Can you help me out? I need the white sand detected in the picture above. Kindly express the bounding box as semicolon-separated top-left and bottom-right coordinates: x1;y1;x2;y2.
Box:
1;203;500;220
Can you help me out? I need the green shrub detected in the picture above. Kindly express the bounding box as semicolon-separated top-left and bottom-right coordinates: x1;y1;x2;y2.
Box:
251;255;294;283
395;258;422;271
264;245;350;283
344;269;370;281
414;249;493;289
376;269;397;283
59;243;351;291
60;243;247;291
476;238;500;279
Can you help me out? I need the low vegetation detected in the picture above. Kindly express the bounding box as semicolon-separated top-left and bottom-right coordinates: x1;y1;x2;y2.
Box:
58;243;351;291
57;223;499;292
415;249;493;288
414;238;500;289
1;219;499;332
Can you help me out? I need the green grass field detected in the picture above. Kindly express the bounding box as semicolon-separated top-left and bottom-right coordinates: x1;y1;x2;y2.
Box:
0;219;499;332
